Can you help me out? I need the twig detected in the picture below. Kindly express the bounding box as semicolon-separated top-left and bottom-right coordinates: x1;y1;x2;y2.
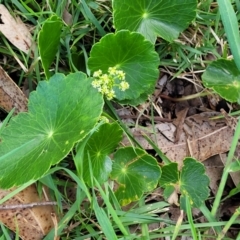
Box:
0;201;57;210
159;91;210;102
119;115;172;122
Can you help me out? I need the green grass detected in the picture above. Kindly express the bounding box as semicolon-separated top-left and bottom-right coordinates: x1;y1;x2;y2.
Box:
0;0;239;239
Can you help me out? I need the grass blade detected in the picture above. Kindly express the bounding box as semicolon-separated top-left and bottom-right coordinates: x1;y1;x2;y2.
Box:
92;194;118;240
217;0;240;70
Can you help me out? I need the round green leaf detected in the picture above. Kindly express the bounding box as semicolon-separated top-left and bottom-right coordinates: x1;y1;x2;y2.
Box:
180;158;209;210
202;59;240;103
0;72;104;188
159;162;179;187
229;160;240;172
113;0;197;43
159;163;179;204
88;30;159;104
163;185;176;202
38;15;63;79
82;122;123;185
119;88;153;106
111;147;161;206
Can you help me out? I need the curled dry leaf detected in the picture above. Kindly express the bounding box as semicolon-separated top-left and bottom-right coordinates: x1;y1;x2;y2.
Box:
0;4;35;55
173;108;188;143
123;112;234;165
168;190;179;206
0;65;28;113
63;8;72;25
0;185;56;240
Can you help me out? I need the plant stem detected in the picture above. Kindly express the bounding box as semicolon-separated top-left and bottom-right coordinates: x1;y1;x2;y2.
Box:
159;90;210;102
186;197;198;239
0;201;57;210
172;210;183;240
211;118;240;216
217;207;240;239
200;204;221;233
217;0;240;71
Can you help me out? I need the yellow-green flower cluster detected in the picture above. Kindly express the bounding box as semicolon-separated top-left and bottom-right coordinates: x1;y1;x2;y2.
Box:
92;67;129;100
98;116;109;123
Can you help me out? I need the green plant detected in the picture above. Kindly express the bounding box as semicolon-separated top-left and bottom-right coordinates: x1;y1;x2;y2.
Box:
0;0;204;207
38;15;63;79
1;0;240;239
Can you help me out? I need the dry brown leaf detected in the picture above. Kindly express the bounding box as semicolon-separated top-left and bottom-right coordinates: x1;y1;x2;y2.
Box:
173;108;188;143
0;4;35;55
123;112;234;165
63;9;72;25
168;190;179;206
0;65;28;113
62;1;73;25
203;155;224;194
0;185;56;240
